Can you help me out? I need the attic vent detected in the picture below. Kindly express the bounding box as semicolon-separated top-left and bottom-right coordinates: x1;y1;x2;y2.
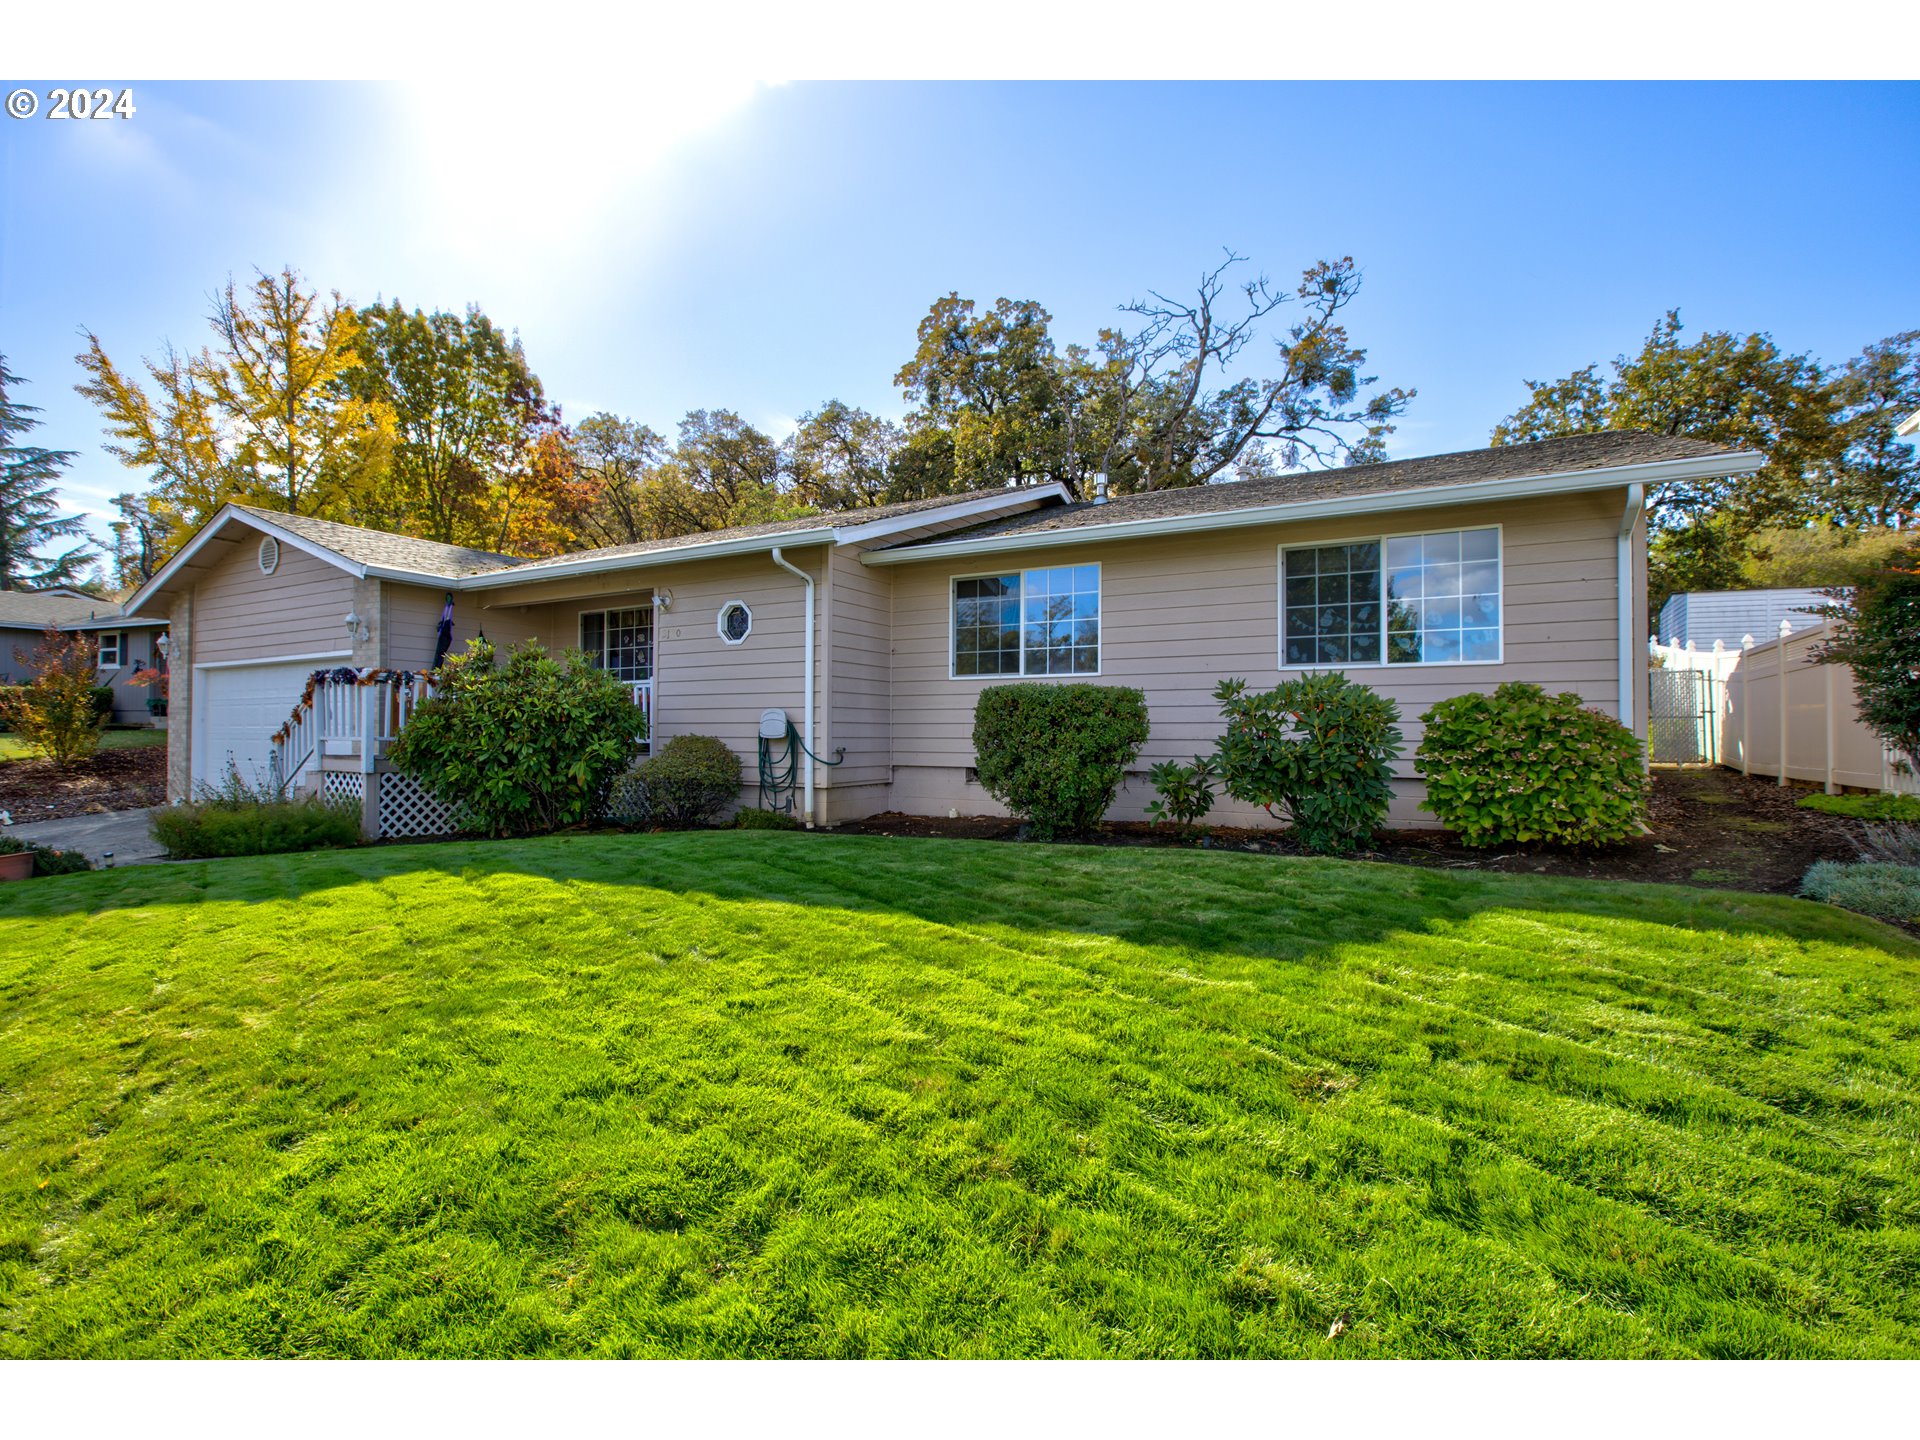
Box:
258;536;280;575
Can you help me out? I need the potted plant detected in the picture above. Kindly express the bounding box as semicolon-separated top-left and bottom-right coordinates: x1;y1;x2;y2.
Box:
132;659;169;725
0;837;35;883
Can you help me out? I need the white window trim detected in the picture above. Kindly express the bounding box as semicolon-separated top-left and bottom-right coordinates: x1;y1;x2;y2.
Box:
1277;523;1505;671
717;600;753;646
578;606;654;678
947;564;1104;680
95;631;124;669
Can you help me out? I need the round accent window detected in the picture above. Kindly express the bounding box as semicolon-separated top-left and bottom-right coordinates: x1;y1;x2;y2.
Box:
717;600;753;645
258;535;280;575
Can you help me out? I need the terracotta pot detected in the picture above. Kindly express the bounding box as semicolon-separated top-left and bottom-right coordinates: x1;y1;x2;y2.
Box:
0;851;33;883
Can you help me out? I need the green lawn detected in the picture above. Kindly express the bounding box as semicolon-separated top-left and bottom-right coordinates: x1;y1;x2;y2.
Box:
0;728;168;762
2;833;1917;1358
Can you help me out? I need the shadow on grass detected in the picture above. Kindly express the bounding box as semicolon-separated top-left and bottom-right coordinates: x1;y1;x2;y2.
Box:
1;829;1911;970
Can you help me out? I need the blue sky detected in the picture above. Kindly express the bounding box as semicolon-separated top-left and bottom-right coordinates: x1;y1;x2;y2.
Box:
3;80;1916;547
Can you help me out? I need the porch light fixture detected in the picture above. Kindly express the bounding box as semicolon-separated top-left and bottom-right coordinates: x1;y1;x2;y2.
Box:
655;589;672;612
154;634;170;659
344;610;369;643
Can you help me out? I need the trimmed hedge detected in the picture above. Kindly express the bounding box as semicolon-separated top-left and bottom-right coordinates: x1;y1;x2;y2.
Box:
610;734;743;829
1212;673;1403;855
973;683;1150;840
1416;683;1647;847
149;797;362;859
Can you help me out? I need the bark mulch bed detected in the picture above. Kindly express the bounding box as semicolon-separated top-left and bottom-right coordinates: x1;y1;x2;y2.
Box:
835;767;1867;899
0;743;167;823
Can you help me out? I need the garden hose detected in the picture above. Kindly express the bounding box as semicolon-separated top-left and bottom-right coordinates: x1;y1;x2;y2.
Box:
758;720;845;815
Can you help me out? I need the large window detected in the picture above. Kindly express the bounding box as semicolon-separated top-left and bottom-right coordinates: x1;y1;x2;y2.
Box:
953;564;1101;677
1282;527;1501;667
579;607;653;682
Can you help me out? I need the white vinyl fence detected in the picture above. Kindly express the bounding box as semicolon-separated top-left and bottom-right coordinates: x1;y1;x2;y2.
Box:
1653;621;1918;795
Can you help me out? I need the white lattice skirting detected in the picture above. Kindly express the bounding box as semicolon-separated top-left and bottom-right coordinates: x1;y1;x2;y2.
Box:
321;772;365;806
375;772;469;840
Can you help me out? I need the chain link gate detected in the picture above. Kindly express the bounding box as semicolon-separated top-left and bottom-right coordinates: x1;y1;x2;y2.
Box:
1649;666;1722;765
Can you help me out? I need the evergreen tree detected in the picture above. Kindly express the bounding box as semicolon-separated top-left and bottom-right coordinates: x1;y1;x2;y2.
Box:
0;355;92;592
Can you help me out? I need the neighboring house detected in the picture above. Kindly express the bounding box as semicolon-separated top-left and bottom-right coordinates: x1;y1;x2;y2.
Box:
125;432;1762;828
1657;588;1841;650
0;590;171;724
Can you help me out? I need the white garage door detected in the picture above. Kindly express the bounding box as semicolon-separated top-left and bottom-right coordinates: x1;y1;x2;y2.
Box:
193;659;337;794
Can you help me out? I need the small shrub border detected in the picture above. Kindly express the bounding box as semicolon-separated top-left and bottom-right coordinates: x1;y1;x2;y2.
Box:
610;734;743;829
1416;683;1647;848
973;684;1150;841
150;797;362;860
1799;860;1920;927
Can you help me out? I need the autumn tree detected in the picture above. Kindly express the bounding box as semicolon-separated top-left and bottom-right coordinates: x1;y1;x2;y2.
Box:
0;356;92;592
663;410;807;531
76;267;394;547
565;413;671;547
1491;311;1917;618
346;301;554;548
893;253;1411;500
785;400;905;508
1105;253;1412;491
106;491;173;589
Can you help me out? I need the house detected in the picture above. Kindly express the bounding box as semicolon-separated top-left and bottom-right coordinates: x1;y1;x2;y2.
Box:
124;432;1762;832
0;590;171;725
1657;588;1841;650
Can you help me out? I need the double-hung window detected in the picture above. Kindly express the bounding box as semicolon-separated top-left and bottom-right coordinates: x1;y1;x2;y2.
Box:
579;607;653;682
952;564;1100;677
1282;526;1501;667
96;631;123;668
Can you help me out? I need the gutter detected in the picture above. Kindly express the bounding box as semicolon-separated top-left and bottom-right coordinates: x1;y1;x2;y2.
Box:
1617;483;1646;736
769;546;817;828
858;452;1764;566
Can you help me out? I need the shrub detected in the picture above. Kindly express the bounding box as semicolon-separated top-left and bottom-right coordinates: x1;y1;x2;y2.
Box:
972;684;1150;840
733;805;801;831
1855;823;1920;866
1;627;105;766
90;684;115;725
1212;673;1402;855
0;834;94;876
1416;683;1647;848
612;734;743;829
389;639;645;837
150;797;361;859
0;684;19;731
1145;755;1219;830
1799;860;1920;927
1798;792;1920;823
1816;540;1920;775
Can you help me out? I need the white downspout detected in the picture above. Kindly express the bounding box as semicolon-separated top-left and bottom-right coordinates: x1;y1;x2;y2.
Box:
769;546;816;828
1618;483;1646;751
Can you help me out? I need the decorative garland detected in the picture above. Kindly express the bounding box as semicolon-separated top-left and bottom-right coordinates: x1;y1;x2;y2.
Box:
270;667;433;747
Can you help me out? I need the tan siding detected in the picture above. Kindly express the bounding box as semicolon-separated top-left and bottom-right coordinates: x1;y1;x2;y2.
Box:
382;582;545;669
192;542;356;663
824;544;892;788
881;490;1630;825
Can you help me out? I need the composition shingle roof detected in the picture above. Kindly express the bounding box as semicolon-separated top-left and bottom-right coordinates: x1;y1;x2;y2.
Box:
236;505;524;579
486;483;1058;575
874;432;1748;550
0;591;159;629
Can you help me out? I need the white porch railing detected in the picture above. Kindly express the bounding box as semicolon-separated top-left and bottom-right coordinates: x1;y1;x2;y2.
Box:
271;668;652;794
270;669;435;793
628;678;653;750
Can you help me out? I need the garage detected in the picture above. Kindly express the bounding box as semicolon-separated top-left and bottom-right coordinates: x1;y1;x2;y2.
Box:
192;658;339;794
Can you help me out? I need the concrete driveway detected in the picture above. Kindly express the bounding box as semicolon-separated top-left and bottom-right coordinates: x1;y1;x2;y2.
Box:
5;806;168;868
